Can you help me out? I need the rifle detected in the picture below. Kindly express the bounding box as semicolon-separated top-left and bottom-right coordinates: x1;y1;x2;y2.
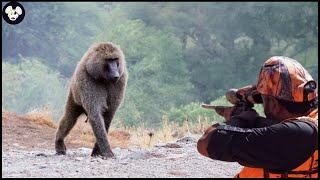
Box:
201;88;257;117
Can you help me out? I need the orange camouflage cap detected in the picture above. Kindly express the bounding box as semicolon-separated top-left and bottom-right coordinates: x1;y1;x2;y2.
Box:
256;56;317;102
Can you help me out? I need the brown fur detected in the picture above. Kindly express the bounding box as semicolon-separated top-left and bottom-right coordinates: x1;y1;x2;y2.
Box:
55;42;128;159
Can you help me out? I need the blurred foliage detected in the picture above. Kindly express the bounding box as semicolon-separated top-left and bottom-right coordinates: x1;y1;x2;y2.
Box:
167;97;230;125
2;57;68;120
118;2;318;102
2;2;318;127
2;2;103;77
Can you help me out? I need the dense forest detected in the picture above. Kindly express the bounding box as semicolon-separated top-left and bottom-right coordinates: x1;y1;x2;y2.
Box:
2;2;318;127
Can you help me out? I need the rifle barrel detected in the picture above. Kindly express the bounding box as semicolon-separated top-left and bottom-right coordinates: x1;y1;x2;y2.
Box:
201;104;233;109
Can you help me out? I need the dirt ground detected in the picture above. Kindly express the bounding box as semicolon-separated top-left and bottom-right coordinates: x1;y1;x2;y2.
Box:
2;110;243;178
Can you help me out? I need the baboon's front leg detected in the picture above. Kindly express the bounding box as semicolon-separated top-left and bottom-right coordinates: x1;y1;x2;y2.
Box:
91;110;116;157
88;111;115;159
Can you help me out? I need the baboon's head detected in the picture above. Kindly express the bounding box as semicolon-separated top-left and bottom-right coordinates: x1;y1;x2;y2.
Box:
85;42;125;83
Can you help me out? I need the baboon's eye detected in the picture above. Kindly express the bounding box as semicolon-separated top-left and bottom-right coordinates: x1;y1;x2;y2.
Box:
108;58;119;67
107;58;118;61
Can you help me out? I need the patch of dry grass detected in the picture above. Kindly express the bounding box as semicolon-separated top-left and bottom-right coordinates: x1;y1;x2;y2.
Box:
122;115;215;149
68;115;96;147
25;107;57;128
23;108;215;149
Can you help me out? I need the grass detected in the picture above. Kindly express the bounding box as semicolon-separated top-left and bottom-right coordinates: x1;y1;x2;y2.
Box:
21;104;264;149
20;107;216;149
21;100;266;149
25;106;57;128
112;114;215;149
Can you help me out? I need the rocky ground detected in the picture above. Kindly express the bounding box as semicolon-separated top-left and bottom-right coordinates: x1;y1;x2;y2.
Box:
2;110;243;178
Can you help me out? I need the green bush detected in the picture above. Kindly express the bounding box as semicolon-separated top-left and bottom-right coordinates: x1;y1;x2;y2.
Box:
166;96;229;125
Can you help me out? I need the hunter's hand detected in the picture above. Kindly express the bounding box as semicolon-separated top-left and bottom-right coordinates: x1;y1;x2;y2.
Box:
221;106;237;121
223;105;251;121
226;109;260;128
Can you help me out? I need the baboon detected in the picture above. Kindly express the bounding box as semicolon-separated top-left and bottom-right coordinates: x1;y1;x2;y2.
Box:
55;42;128;159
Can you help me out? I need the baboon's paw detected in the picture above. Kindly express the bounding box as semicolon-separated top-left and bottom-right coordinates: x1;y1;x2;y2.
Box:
55;151;66;155
55;140;66;155
91;151;116;160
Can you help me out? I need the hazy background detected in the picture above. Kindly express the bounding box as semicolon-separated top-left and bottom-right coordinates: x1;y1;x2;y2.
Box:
2;2;318;127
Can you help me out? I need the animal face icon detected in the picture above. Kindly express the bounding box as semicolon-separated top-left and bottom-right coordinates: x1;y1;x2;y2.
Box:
5;6;22;21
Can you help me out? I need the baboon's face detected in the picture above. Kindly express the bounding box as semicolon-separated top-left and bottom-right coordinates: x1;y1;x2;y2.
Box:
103;58;120;83
89;42;125;83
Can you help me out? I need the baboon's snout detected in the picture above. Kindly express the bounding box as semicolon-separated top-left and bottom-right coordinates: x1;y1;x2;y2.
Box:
110;76;119;83
106;61;120;83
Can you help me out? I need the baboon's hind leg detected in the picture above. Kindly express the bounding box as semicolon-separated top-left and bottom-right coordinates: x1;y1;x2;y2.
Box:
55;93;84;155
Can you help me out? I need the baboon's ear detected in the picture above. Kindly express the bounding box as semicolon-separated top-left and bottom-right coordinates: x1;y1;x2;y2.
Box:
86;58;103;80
